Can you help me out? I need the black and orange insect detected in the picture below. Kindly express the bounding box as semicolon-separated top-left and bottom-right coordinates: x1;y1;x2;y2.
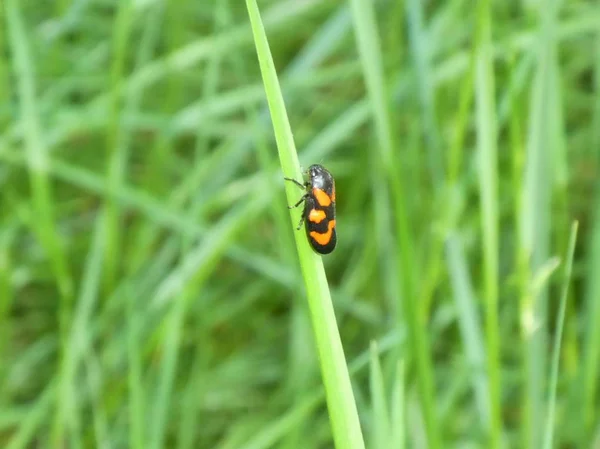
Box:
285;164;337;254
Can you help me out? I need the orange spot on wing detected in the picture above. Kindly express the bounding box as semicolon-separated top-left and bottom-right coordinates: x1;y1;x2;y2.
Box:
308;209;326;223
331;185;336;202
313;188;331;207
310;220;336;246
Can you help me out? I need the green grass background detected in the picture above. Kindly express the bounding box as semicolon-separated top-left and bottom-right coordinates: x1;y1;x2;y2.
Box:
1;0;599;447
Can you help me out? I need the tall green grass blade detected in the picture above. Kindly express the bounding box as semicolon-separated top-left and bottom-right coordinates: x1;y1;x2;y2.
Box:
5;1;74;446
0;229;14;404
446;234;490;430
110;6;167;449
582;19;600;439
0;4;8;130
148;296;185;449
448;49;474;185
406;0;443;187
369;342;390;449
177;3;228;448
348;0;440;447
474;0;501;446
543;221;578;449
245;1;365;448
584;194;600;437
594;25;600;156
103;0;134;293
347;0;396;313
127;282;145;449
83;352;109;449
390;360;405;449
67;214;106;449
520;1;562;446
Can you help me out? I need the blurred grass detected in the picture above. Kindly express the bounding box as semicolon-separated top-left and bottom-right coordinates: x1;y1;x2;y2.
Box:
474;0;501;447
1;0;599;448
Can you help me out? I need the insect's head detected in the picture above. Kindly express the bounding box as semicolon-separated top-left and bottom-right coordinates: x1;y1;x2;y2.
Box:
308;164;333;189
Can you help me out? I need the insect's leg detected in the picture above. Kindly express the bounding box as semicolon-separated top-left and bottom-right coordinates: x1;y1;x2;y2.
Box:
288;194;309;209
284;177;308;189
296;199;311;230
296;215;305;230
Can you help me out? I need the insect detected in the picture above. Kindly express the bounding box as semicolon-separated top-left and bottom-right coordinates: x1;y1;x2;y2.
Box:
284;164;337;254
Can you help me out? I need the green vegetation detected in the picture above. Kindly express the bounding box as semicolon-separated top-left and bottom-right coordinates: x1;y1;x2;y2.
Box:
1;0;597;447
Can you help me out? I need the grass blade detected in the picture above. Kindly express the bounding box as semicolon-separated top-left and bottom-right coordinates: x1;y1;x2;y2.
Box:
5;1;74;445
582;19;600;439
245;1;365;448
390;360;405;449
369;342;390;449
446;234;490;430
543;221;578;449
347;0;440;446
405;0;443;186
519;1;562;446
103;0;134;293
474;0;501;446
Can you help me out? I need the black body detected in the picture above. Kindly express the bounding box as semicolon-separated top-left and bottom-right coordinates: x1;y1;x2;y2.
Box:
285;164;337;255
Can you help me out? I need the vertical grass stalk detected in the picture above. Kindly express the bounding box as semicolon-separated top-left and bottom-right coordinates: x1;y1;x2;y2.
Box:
474;0;501;446
5;1;74;445
542;222;578;449
520;0;561;446
246;1;365;448
348;0;440;446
